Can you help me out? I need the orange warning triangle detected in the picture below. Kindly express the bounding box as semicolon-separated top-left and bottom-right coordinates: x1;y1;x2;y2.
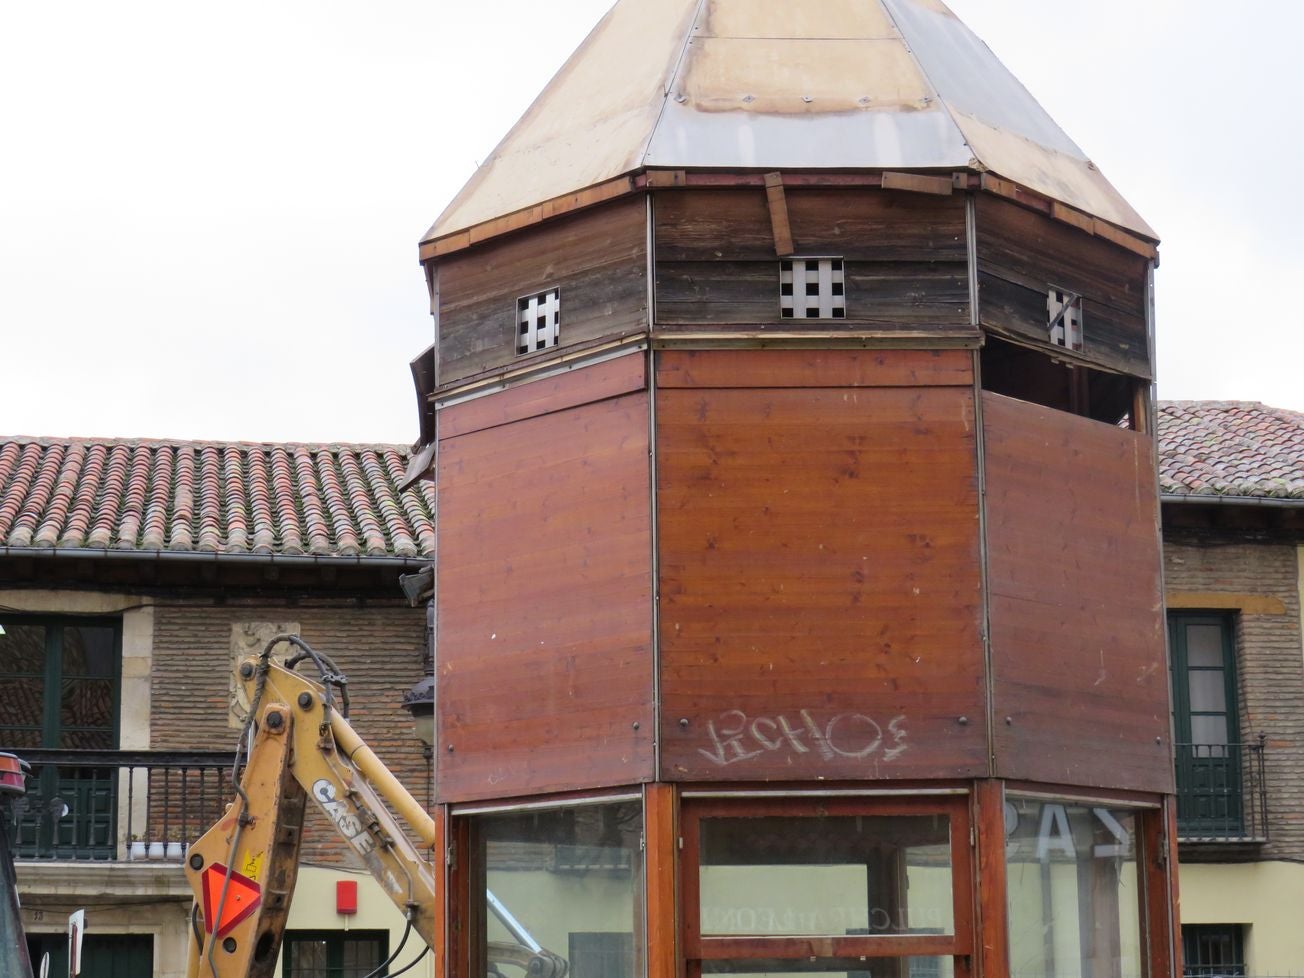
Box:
201;863;262;938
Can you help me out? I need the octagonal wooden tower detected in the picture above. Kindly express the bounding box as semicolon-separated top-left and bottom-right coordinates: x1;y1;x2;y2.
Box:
406;3;1177;977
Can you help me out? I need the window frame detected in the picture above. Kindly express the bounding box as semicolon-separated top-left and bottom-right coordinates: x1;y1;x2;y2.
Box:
281;928;390;978
680;795;973;968
1181;923;1246;977
1168;612;1239;749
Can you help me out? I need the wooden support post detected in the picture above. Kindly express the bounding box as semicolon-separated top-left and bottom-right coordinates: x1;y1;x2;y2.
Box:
1141;798;1181;978
432;803;449;978
974;780;1010;978
644;787;678;978
763;172;795;257
645;782;679;978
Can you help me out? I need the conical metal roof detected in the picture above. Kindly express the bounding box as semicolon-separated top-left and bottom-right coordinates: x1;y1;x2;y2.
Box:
425;0;1154;245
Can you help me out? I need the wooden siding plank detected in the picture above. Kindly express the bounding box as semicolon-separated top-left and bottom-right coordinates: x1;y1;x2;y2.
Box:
982;392;1171;792
975;195;1150;378
437;197;648;386
656;370;986;783
436;391;654;801
439;352;647;439
656;349;973;389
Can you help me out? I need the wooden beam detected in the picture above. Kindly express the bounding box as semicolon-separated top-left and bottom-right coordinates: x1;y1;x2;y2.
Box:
882;170;954;196
1165;591;1287;615
763;172;795;256
974;781;1011;978
644;783;679;978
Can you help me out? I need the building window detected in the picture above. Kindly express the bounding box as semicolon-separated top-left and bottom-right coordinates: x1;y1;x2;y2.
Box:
518;288;560;355
470;800;643;978
283;930;389;978
1005;798;1143;978
1182;924;1246;977
683;796;970;977
780;258;846;319
1169;612;1244;837
0;616;120;859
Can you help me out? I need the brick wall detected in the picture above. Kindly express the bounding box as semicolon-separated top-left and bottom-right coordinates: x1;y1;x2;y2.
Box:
151;598;431;867
1164;532;1304;862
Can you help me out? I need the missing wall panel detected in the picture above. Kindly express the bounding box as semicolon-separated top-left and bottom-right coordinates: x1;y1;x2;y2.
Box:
780;258;846;320
981;335;1136;427
518;287;560;355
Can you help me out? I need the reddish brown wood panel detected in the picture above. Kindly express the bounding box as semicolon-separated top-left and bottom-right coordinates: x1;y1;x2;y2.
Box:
657;348;973;390
644;783;679;978
654;188;970;327
975;194;1151;378
657;357;986;782
439;351;646;439
973;781;1010;978
436;391;654;802
983;392;1171;792
437;196;648;387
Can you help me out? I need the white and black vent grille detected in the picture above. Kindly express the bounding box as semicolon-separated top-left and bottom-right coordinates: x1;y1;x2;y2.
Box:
780;258;846;320
1047;287;1084;351
517;288;560;355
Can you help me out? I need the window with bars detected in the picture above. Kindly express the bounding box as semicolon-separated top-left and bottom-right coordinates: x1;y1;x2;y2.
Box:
780;258;846;320
518;288;560;355
1182;924;1246;977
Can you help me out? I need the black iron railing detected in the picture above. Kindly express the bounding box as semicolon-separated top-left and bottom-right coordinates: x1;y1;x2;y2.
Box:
4;748;237;861
1175;737;1267;843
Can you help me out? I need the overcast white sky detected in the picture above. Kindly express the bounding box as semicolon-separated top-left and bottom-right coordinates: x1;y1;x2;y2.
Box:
2;0;1301;445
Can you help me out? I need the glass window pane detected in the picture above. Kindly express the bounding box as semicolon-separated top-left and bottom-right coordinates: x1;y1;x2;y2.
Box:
702;958;954;978
0;677;45;745
62;625;116;677
1185;624;1226;669
700;815;952;937
1005;800;1142;978
1189;715;1230;746
479;802;643;978
59;679;114;745
0;622;47;675
1187;671;1226;714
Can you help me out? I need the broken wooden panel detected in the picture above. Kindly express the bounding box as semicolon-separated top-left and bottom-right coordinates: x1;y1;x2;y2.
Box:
435;359;655;802
655;349;986;781
436;197;648;387
975;195;1151;378
653;188;971;327
983;392;1171;792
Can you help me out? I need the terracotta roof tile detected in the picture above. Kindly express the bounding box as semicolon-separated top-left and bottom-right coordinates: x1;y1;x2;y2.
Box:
0;437;436;560
1158;401;1304;499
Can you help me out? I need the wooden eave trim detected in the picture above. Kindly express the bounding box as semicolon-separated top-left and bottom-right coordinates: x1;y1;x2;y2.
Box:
979;323;1155;383
979;173;1160;260
418;167;1158;263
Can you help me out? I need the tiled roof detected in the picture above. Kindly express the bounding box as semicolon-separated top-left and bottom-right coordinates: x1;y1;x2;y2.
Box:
0;437;436;559
1158;402;1304;500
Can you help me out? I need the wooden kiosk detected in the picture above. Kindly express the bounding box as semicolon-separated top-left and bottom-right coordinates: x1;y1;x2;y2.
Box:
405;2;1176;976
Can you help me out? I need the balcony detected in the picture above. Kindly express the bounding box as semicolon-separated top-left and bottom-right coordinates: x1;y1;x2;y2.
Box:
5;748;236;862
1175;737;1267;844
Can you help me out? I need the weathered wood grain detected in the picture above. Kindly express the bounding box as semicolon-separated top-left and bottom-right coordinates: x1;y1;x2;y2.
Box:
435;390;654;801
983;392;1171;792
656;354;986;782
437;197;648;387
656;348;973;389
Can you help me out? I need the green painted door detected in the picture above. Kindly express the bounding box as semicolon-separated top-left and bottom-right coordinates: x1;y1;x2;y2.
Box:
0;617;121;859
26;933;152;978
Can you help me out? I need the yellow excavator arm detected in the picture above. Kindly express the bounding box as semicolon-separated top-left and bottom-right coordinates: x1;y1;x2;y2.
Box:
184;637;566;978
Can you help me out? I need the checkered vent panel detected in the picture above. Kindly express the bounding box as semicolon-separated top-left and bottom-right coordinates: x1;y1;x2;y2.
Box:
518;288;560;355
780;258;846;320
1047;288;1084;351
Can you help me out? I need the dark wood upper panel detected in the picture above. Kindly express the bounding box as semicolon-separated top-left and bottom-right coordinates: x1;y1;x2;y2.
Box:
975;195;1151;378
657;348;973;389
436;387;654;802
436;197;648;388
653;188;970;328
983;392;1171;793
656;351;986;782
